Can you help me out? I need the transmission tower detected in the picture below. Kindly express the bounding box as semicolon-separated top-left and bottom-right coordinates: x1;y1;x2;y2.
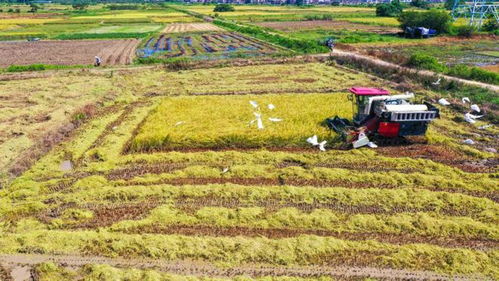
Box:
452;0;499;27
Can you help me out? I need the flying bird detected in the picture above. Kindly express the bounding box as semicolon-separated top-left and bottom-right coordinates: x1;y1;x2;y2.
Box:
249;100;259;108
462;97;471;104
432;78;441;85
221;167;230;174
470;104;480;113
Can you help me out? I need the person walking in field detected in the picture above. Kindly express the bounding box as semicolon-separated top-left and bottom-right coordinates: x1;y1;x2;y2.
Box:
326;38;336;56
94;56;102;67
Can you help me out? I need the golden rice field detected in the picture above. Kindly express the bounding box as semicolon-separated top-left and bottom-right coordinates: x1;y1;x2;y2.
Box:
342;17;400;26
0;60;497;280
131;93;351;151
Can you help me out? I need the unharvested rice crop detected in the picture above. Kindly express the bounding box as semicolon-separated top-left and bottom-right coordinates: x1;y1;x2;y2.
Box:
131;93;351;151
82;24;162;34
342;17;400;27
0;39;139;67
0;60;497;280
0;18;62;24
151;16;202;23
162;23;223;33
73;11;187;20
256;20;400;34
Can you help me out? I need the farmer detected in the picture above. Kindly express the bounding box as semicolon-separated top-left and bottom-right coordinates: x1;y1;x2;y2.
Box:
326;38;335;55
94;56;102;67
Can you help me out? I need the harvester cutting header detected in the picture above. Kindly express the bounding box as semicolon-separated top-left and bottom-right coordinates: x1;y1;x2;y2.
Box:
327;87;439;148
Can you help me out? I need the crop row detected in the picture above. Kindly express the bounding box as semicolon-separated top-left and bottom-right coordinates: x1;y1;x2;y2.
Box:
35;262;338;281
105;205;497;241
0;230;496;276
137;32;278;60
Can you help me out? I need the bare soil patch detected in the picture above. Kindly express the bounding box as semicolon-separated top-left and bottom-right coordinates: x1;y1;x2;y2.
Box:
0;39;139;67
255;20;400;34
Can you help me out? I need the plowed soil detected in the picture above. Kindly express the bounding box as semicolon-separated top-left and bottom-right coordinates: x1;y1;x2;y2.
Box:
162;23;222;33
0;39;139;67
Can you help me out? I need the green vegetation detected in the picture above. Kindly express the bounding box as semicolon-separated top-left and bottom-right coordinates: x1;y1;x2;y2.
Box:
214;4;235;13
213;19;328;53
447;64;499;85
4;63;89;72
376;0;404;17
407;53;448;72
398;9;452;33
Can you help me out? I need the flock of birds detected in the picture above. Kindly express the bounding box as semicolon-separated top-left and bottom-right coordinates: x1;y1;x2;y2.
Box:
438;96;484;124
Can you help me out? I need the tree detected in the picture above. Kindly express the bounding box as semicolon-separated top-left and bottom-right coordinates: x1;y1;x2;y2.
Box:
29;3;40;13
213;4;235;12
410;0;429;9
482;16;498;33
398;9;452;33
444;0;463;10
376;0;403;17
72;1;89;11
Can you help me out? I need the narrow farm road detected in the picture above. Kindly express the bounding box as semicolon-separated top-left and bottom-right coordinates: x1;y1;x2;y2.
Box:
325;49;499;93
0;254;490;281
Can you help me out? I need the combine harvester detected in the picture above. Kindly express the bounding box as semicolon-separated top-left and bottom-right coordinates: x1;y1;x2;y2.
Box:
328;87;440;148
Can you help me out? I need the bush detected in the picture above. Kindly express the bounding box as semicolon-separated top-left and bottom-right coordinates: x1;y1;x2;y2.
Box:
456;25;476;38
398;9;452;33
6;64;46;72
304;14;333;20
482;17;498;33
445;0;463;10
406;53;447;72
376;0;403;17
164;57;192;71
5;64;86;73
213;4;235;12
410;0;429;8
107;4;141;10
448;64;499;85
72;2;88;11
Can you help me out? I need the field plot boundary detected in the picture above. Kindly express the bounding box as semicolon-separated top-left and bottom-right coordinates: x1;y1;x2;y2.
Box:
0;254;490;281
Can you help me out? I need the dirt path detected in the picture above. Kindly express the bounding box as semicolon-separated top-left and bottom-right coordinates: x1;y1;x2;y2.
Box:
328;49;499;93
0;254;489;281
